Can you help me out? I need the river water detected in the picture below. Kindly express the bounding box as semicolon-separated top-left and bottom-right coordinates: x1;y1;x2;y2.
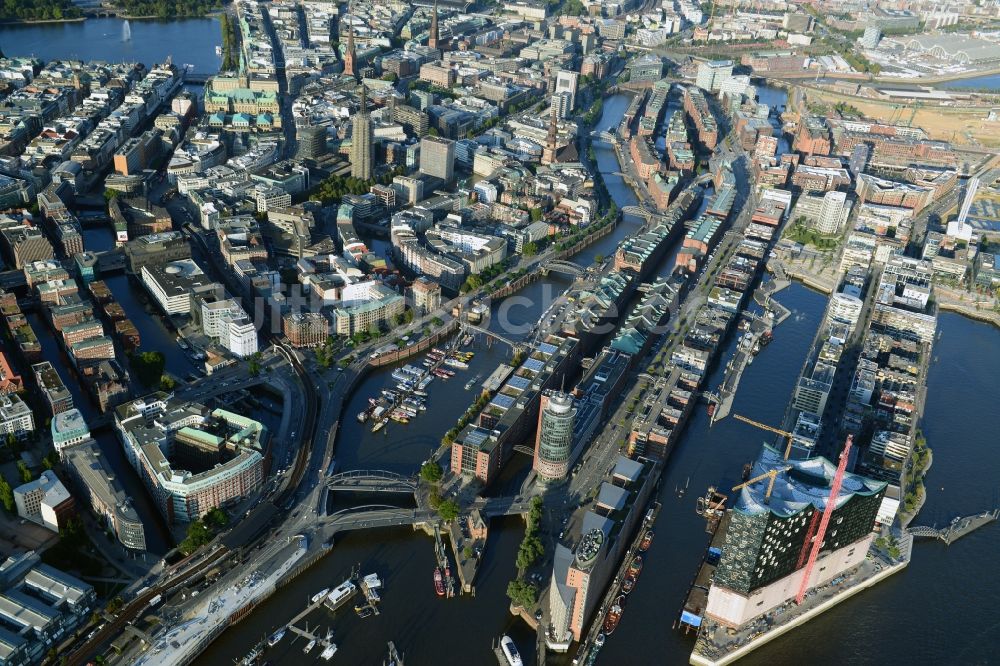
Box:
11;17;998;661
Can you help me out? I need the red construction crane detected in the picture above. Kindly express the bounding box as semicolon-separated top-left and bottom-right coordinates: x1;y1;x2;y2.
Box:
794;435;854;605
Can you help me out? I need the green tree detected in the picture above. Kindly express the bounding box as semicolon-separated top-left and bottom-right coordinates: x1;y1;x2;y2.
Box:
437;498;460;522
522;242;538;257
506;580;538;608
130;351;166;387
16;461;32;484
0;476;13;512
420;461;443;484
160;375;176;390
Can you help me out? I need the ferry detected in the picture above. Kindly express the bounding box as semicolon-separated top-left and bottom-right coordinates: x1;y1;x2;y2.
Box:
603;597;624;634
324;580;357;611
311;588;330;603
622;575;635;595
303;639;316;654
433;567;445;596
639;530;653;552
267;628;286;647
628;555;643;576
500;635;523;666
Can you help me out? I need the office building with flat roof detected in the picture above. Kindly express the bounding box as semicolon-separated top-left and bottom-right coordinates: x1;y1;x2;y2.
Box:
420;135;455;183
51;408;91;458
115;393;268;523
533;391;575;482
64;439;146;551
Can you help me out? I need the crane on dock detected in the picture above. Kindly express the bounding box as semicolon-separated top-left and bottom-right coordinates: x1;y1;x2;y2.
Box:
731;466;791;503
733;414;795;460
794;435;854;605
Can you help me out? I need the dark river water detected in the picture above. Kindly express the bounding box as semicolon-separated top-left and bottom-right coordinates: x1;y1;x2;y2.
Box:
9;18;995;660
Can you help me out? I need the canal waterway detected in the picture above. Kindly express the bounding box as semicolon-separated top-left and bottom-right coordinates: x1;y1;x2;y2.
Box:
14;20;993;659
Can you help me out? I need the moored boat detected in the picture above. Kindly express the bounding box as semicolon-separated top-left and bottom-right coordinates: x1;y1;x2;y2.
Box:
500;635;523;666
372;418;388;433
433;567;445;596
303;639;316;654
622;575;635;595
310;587;330;603
603;597;624;634
639;530;653;552
628;555;642;575
267;628;286;647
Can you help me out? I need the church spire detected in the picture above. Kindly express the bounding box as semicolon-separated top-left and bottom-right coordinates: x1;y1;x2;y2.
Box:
344;3;357;79
428;0;440;52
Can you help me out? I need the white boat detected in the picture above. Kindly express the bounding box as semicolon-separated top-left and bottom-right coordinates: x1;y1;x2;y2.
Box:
362;573;382;590
267;627;286;647
324;580;357;610
320;643;338;660
311;588;330;604
303;639;316;653
501;635;523;666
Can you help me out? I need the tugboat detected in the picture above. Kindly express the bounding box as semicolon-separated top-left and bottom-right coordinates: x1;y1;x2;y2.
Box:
622;575;635;595
639;530;653;552
628;555;643;576
603;597;624;634
433;567;445;596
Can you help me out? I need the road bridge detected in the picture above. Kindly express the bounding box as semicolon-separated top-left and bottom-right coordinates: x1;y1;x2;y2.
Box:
477;496;533;518
325;469;417;494
319;506;437;531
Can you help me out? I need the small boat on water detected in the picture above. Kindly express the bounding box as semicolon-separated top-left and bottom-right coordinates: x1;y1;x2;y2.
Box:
500;635;523;666
639;530;653;552
303;638;316;653
267;628;286;647
433;567;445;596
320;642;338;660
372;418;388;433
594;633;606;648
629;555;643;576
603;597;624;634
622;575;635;595
707;403;716;417
311;587;330;603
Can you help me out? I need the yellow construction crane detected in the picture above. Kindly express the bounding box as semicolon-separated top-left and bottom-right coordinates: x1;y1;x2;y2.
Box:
733;414;794;460
731;467;791;503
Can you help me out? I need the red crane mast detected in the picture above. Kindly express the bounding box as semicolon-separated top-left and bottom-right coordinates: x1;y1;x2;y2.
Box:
795;435;854;605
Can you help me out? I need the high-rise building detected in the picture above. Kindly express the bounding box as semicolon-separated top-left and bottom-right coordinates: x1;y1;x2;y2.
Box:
297;125;328;159
695;59;734;93
552;91;572;121
816;190;851;234
419;135;455;183
860;26;882;49
705;446;886;628
533;391;575;482
555;69;579;112
351;85;373;181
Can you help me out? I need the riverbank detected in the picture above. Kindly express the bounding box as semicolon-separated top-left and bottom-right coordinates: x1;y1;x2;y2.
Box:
0;17;85;25
899;432;933;527
937;297;1000;330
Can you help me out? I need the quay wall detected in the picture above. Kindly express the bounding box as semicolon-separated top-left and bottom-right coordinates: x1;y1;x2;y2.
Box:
688;561;909;666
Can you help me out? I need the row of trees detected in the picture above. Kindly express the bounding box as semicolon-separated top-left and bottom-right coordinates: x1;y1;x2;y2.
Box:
112;0;222;19
0;0;81;21
219;12;239;71
507;496;545;608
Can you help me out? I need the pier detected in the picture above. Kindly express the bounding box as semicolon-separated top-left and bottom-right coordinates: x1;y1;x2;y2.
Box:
909;509;999;545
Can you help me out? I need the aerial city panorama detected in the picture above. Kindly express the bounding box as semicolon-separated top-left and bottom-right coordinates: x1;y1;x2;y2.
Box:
0;0;997;664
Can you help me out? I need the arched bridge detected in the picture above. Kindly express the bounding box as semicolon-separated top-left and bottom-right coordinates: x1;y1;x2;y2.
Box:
542;260;585;278
461;323;527;353
319;505;438;530
325;470;418;494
